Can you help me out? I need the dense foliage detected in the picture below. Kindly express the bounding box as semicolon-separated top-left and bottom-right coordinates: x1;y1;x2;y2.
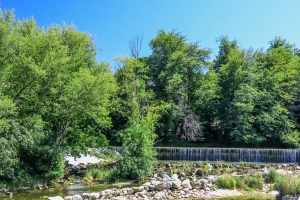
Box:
1;9;300;182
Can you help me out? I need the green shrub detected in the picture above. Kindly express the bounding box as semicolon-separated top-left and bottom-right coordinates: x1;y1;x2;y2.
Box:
265;168;278;183
275;175;300;196
240;161;249;167
234;176;247;189
118;119;157;180
85;168;102;180
217;175;236;189
245;171;263;189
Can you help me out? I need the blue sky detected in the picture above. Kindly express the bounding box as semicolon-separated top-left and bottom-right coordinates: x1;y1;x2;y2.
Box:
1;0;300;69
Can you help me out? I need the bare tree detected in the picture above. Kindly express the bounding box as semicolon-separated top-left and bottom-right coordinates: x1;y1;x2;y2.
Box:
176;112;203;142
129;33;143;58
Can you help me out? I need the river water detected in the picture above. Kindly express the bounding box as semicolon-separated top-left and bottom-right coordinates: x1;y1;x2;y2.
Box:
0;183;140;200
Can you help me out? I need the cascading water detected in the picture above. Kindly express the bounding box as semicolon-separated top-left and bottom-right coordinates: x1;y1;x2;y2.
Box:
114;147;300;163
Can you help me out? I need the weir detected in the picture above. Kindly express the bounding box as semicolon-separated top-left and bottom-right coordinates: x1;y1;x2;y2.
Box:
114;147;300;163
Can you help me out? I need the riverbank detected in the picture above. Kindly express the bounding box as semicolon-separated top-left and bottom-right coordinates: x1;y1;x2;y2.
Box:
46;178;278;200
2;161;299;200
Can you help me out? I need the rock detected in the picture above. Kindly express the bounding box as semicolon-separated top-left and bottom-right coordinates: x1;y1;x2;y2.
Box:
154;182;170;191
119;188;127;195
70;195;83;200
136;190;147;198
277;169;287;175
80;193;89;200
81;193;99;200
132;186;144;193
171;180;182;189
48;196;64;200
207;175;216;183
125;188;133;195
153;191;167;199
171;174;179;181
200;179;208;188
191;179;202;189
151;180;161;186
111;196;128;200
181;179;192;189
143;182;151;186
205;187;211;191
100;189;114;197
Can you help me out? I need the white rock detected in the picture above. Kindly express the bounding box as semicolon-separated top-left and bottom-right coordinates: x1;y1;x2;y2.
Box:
71;195;83;200
89;192;100;199
181;179;192;189
171;180;182;189
48;197;64;200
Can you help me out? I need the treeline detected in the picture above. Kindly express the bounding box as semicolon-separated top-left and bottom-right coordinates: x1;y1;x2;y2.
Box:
1;9;300;182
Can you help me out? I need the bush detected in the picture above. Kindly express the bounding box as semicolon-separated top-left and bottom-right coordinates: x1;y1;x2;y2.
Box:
245;171;263;189
234;176;247;189
265;168;278;183
217;175;236;189
85;168;103;180
118;119;157;180
275;175;300;196
84;167;122;182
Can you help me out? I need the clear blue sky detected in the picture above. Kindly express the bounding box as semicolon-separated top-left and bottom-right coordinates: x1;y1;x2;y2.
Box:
1;0;300;69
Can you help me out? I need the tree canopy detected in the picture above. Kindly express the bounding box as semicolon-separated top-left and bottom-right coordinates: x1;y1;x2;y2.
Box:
1;9;300;182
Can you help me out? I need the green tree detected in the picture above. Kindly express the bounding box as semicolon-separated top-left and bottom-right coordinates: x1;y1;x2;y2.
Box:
213;37;251;144
149;30;211;142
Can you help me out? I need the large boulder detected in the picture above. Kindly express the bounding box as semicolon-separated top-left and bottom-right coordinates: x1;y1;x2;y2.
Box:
191;179;202;189
171;180;182;189
181;179;192;189
154;182;170;191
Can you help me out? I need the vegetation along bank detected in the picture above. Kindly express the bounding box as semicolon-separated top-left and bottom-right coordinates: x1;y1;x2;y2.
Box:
1;7;300;189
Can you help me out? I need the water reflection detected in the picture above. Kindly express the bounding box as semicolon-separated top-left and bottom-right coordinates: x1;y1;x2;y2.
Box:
0;182;140;200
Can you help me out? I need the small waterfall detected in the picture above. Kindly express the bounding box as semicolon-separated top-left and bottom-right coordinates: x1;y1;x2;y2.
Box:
114;147;300;163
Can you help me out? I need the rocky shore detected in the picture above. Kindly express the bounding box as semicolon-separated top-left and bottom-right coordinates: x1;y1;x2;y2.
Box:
3;161;299;200
45;161;300;200
48;175;278;200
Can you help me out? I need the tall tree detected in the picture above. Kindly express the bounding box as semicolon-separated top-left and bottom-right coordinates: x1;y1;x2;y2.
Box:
149;30;211;142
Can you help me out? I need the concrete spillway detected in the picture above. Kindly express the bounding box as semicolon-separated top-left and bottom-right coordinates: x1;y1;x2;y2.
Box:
114;147;300;163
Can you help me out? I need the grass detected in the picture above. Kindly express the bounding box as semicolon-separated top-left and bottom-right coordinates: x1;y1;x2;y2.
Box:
265;168;278;183
83;167;125;184
217;170;263;190
217;175;237;189
274;174;300;196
